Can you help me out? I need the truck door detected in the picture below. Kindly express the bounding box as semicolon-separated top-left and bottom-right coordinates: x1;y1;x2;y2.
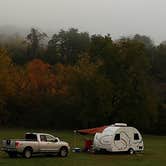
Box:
45;135;61;152
39;135;50;152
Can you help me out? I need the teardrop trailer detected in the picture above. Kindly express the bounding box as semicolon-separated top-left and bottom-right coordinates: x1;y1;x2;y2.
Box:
93;123;144;154
77;123;144;154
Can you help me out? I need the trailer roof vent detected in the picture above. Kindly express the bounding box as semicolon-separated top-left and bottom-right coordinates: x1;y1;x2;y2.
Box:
113;123;127;127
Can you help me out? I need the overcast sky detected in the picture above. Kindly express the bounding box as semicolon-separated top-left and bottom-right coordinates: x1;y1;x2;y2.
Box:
0;0;166;43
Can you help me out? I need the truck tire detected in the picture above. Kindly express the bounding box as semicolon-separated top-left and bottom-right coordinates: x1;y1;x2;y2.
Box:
23;148;32;159
59;147;68;157
128;148;135;155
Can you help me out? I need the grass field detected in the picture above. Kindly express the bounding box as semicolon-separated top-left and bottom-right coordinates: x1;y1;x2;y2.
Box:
0;129;166;166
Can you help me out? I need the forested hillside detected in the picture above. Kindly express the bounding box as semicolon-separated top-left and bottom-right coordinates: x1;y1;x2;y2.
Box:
0;28;166;134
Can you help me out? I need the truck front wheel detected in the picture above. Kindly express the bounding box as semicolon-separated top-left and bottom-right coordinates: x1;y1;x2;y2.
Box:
23;148;32;159
59;147;68;157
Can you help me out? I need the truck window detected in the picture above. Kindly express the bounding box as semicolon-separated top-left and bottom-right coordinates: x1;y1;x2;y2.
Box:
114;134;120;141
40;135;47;142
134;133;140;140
25;134;37;141
46;135;56;142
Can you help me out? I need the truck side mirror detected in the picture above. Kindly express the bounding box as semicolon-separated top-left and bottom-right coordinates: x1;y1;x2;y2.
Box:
54;138;58;142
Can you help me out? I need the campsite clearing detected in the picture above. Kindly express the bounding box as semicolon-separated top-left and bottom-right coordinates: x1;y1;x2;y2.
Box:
0;129;166;166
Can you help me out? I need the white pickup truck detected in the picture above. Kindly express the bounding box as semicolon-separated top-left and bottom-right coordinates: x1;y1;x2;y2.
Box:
1;133;70;158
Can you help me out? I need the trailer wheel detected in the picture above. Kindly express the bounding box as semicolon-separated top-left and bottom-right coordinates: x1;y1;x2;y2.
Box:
94;149;100;154
59;147;68;157
128;148;135;155
23;148;32;159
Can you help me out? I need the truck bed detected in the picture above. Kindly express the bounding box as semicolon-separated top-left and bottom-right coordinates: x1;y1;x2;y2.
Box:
2;139;38;151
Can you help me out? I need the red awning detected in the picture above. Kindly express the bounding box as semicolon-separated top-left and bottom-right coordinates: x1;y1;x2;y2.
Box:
77;126;108;135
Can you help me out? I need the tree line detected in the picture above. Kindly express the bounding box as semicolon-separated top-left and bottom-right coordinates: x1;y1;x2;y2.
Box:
0;28;166;134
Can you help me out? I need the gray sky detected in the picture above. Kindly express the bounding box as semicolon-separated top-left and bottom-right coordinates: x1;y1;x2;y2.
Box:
0;0;166;43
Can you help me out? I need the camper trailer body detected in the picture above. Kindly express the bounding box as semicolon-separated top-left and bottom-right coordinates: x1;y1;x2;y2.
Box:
93;123;144;154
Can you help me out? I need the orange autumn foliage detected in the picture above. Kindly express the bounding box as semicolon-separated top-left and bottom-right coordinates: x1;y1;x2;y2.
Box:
26;59;56;95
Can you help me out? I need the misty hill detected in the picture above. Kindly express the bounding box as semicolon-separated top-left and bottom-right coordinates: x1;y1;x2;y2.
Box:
0;25;28;44
0;25;29;36
0;25;52;45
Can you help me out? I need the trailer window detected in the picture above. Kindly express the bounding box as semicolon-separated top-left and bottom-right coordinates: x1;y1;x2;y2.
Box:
114;134;120;141
134;133;139;140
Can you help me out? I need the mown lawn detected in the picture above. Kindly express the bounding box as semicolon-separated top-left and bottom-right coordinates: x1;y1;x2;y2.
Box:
0;129;166;166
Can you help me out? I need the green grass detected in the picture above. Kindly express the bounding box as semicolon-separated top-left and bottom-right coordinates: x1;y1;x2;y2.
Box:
0;129;166;166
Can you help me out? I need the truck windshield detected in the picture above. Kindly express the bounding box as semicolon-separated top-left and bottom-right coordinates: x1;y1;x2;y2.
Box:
25;134;37;141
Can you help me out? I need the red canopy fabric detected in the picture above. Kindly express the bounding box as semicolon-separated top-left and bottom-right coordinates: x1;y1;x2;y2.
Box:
77;126;108;135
